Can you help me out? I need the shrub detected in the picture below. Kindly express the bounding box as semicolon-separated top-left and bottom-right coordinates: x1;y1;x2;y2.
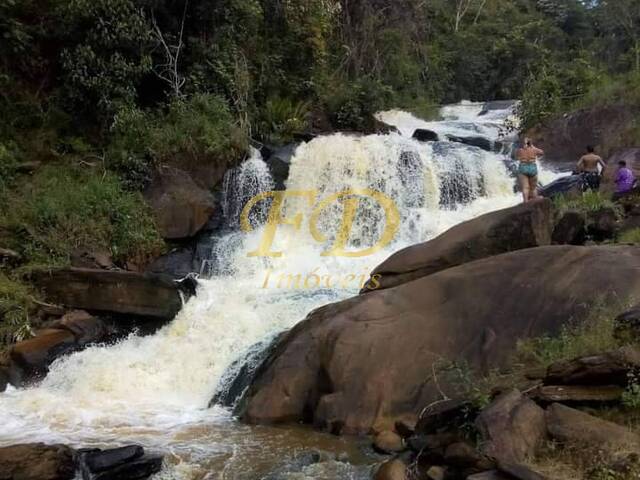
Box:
0;165;164;266
553;191;623;221
619;228;640;244
256;96;311;144
0;274;35;345
109;94;246;189
516;298;631;368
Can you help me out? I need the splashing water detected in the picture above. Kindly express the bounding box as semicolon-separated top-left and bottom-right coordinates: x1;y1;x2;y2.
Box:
0;103;557;479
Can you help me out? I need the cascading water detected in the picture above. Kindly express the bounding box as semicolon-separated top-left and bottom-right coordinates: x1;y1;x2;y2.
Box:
0;102;557;479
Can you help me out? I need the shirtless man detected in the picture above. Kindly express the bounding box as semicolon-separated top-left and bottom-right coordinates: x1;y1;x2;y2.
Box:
577;146;606;192
516;138;544;203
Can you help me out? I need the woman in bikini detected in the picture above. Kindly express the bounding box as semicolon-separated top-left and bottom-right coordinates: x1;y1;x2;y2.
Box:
516;138;544;203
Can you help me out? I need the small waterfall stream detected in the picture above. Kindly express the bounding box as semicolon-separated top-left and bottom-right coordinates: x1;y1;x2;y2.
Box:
0;103;557;479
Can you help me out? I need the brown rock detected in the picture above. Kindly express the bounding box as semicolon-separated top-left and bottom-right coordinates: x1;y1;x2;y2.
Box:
475;390;546;464
426;466;446;480
546;403;640;452
145;170;215;239
374;458;407;480
614;306;640;342
444;442;493;470
71;249;114;270
466;472;511;480
416;399;474;434
31;268;185;320
0;443;75;480
0;247;21;262
373;431;405;454
394;418;417;438
496;462;547;480
545;347;640;386
530;385;623;403
57;310;107;345
363;199;554;291
527;105;637;163
241;245;640;434
9;329;77;385
0;367;8;392
552;211;585;245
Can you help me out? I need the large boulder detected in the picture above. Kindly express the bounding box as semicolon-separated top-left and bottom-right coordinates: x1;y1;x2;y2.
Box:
527;104;637;162
363;199;554;292
446;135;502;153
144;170;216;240
0;443;75;480
475;390;546;463
30;268;186;320
413;129;439;142
241;245;640;434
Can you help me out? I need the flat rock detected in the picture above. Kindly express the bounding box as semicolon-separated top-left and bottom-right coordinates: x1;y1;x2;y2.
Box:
241;245;640;435
31;267;186;320
531;385;623;403
546;403;640;453
0;443;75;480
363;199;553;291
545;347;640;386
475;390;546;464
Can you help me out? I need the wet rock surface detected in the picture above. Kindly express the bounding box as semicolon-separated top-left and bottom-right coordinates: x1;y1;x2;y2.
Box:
241;245;640;434
0;443;75;480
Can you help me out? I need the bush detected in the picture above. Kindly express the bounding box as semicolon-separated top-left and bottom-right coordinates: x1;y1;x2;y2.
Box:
0;274;35;345
0;165;164;266
553;191;623;221
619;228;640;244
109;94;246;189
516;299;631;368
256;96;311;144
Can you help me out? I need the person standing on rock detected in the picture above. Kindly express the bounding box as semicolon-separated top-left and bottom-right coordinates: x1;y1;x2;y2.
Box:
577;146;606;192
614;160;636;199
516;138;544;203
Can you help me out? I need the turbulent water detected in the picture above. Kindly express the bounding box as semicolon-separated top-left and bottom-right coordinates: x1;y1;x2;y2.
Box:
0;103;559;479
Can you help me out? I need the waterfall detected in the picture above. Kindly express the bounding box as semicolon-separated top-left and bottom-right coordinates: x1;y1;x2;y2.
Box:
0;102;554;478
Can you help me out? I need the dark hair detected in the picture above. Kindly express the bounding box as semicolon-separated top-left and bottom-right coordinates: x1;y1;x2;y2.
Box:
586;145;595;153
619;160;627;167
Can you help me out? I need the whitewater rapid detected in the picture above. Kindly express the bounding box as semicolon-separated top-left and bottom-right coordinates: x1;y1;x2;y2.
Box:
0;103;559;479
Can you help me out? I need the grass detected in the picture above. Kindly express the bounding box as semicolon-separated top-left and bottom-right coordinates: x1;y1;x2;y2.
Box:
515;298;631;369
619;228;640;245
553;191;622;218
0;273;36;347
0;163;165;267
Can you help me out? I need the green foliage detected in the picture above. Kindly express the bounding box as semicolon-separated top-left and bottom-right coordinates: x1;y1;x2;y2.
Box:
622;371;640;410
619;229;640;245
109;94;247;189
0;165;164;266
0;274;34;345
516;299;630;368
256;97;311;144
57;0;153;120
553;191;623;223
0;141;19;194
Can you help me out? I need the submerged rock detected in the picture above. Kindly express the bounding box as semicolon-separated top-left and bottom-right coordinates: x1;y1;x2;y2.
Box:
240;245;640;435
413;129;439;142
446;135;502;152
0;443;75;480
363;199;554;292
78;445;162;480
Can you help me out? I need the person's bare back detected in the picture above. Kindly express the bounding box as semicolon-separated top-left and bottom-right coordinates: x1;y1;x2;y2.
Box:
578;147;605;173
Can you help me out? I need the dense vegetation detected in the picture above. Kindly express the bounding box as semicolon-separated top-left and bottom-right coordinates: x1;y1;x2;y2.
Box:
1;0;639;342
